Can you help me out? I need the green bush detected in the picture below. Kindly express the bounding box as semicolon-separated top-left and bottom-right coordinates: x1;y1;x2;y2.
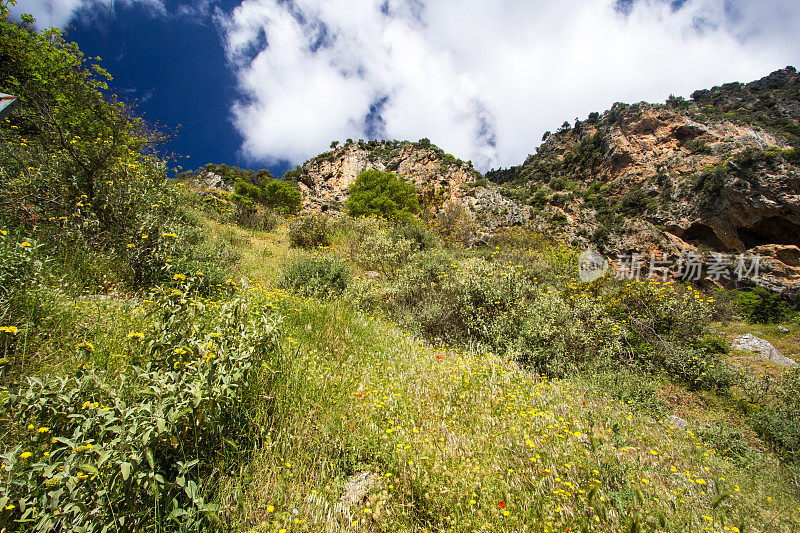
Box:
735;287;796;323
694;334;730;354
389;222;437;251
0;232;43;327
0;7;232;293
233;179;262;204
233;203;279;232
345;170;420;223
262;180;301;214
662;347;733;391
390;253;618;376
511;290;618;376
280;256;350;298
288;213;331;248
0;283;281;531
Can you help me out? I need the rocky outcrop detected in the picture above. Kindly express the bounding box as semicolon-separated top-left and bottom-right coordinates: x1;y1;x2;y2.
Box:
487;67;800;291
295;140;526;229
731;334;798;368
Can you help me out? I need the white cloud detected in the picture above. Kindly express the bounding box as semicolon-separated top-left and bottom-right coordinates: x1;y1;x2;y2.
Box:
220;0;800;170
11;0;166;29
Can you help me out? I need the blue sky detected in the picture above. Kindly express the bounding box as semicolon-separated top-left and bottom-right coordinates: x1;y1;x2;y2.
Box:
11;0;800;178
56;0;281;175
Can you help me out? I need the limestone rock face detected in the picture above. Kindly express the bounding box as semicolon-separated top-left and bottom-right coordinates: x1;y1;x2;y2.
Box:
486;67;800;291
295;141;526;228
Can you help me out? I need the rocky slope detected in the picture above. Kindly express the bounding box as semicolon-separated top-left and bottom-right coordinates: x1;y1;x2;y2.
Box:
487;67;800;291
290;139;527;230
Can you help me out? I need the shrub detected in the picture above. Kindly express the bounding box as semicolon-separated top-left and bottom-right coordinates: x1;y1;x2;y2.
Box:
288;213;331;248
280;256;350;297
390;222;437;251
262;180;301;214
0;283;281;531
344;218;415;275
345;170;420;224
0;232;44;327
511;291;619;376
233;203;280;232
662;347;733;391
616;187;653;216
694;334;730;354
233;179;262;204
684;138;713;154
735;287;796;323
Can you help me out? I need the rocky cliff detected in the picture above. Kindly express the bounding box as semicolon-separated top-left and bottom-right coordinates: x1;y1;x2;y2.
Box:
292;139;526;229
487;67;800;290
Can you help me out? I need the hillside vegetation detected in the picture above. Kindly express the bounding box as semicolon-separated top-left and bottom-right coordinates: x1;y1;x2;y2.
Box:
2;4;800;532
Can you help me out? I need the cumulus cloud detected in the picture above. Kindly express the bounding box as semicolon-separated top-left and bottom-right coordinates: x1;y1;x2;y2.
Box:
220;0;800;170
11;0;166;29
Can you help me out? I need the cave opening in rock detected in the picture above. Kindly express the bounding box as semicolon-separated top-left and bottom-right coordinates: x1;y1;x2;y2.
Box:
681;223;730;251
673;125;702;143
737;216;800;249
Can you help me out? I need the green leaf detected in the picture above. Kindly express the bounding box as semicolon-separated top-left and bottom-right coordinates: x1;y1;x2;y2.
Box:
97;450;112;467
145;448;155;470
711;493;731;509
120;462;131;481
80;463;99;476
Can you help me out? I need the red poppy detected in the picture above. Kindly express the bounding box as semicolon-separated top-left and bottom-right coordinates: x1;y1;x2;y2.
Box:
435;355;442;360
498;501;506;509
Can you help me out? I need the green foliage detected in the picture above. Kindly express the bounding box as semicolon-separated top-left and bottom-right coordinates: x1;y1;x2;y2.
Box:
752;368;800;464
203;163;255;186
389;222;437;252
233;203;279;232
233;179;262;204
281;166;304;186
0;7;163;231
0;232;43;327
662;347;733;391
0;5;237;292
345;170;420;223
683;138;713;154
0;280;281;531
735;287;797;324
617;187;654;216
262;180;301;214
254;168;274;189
343;217;415;276
279;256;350;298
694;334;730;354
288;213;331;248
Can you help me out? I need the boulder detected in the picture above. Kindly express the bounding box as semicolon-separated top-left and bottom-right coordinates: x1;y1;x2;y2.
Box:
339;471;379;507
731;333;798;367
664;415;689;431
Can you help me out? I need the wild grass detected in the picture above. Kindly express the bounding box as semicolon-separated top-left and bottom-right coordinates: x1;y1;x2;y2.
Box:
212;286;800;532
2;212;800;532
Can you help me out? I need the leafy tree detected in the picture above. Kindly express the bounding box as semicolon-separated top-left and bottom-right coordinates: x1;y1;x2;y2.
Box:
345;169;420;223
0;1;172;240
262;180;301;214
255;168;274;189
232;179;261;204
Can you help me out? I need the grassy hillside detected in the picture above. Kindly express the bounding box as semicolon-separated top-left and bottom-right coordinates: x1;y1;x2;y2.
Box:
5;209;799;532
2;6;800;532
